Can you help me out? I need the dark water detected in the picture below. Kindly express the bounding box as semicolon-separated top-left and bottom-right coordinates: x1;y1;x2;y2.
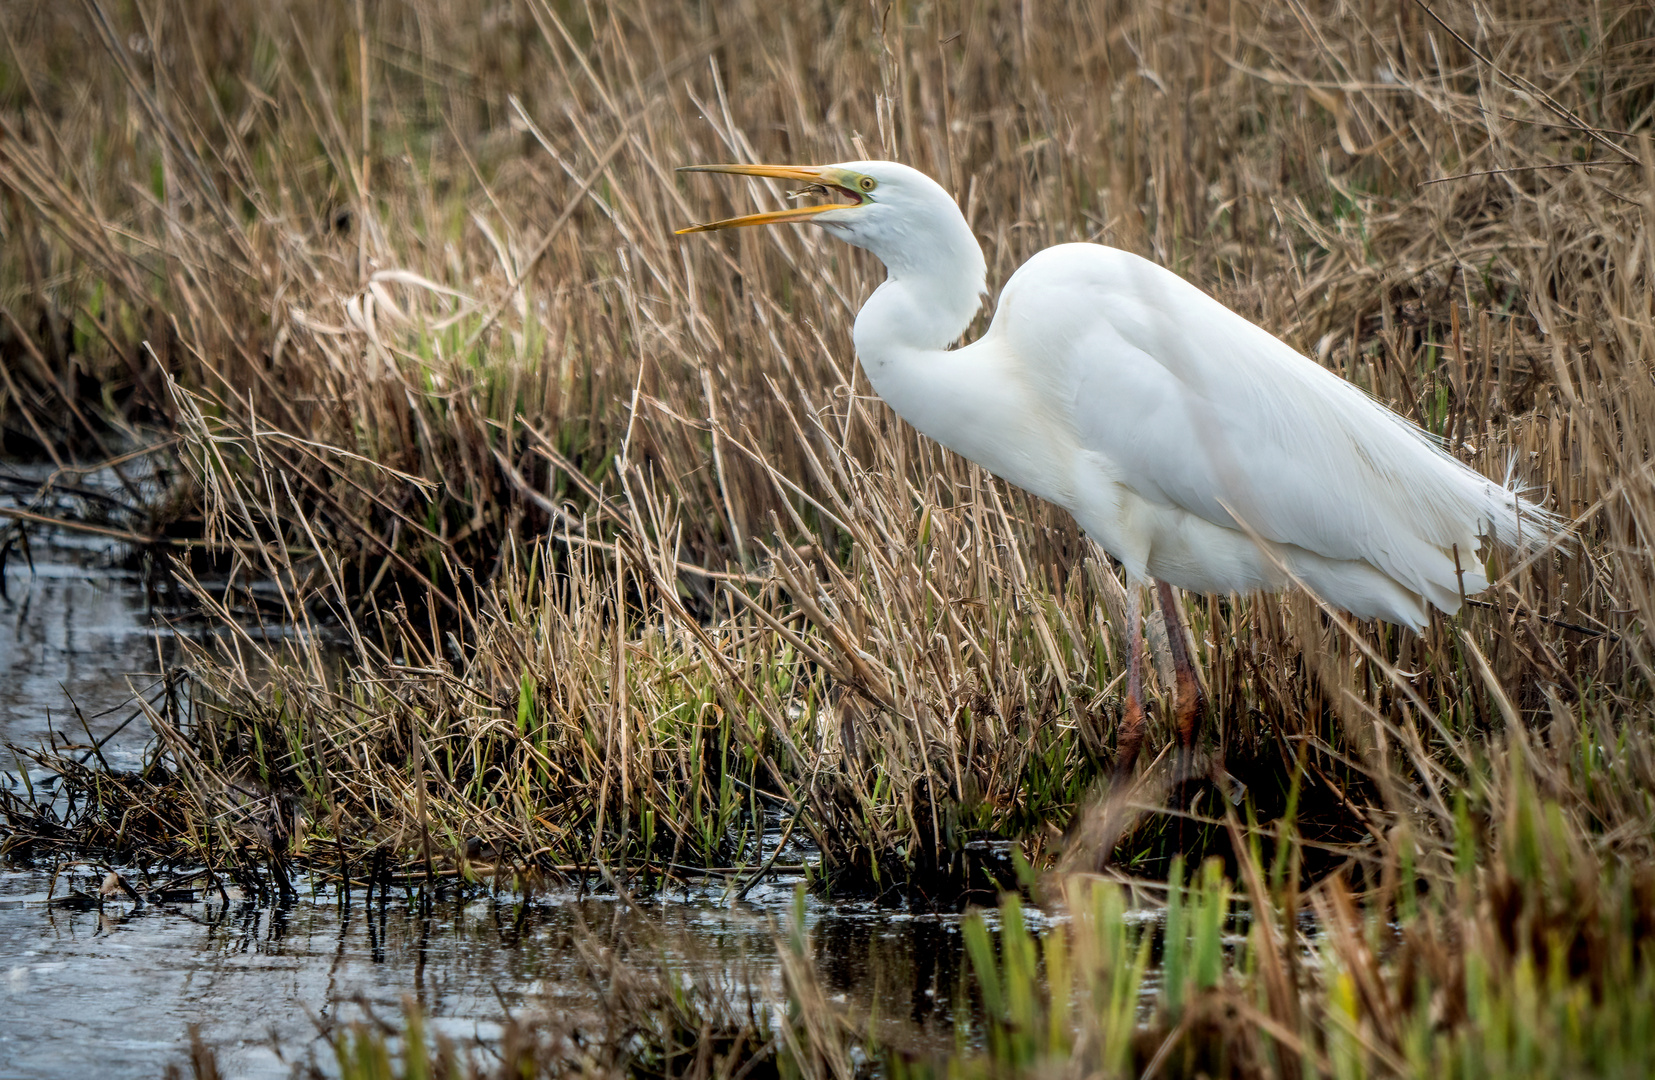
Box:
0;868;968;1079
0;474;975;1077
0;526;175;772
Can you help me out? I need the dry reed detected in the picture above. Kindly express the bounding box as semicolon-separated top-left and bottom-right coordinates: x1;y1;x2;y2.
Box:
1;0;1652;966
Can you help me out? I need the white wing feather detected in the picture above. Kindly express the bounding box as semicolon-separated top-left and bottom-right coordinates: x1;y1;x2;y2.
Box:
992;244;1558;615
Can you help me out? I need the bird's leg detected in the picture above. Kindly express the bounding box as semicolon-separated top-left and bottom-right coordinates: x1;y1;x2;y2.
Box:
1113;585;1147;780
1156;580;1208;770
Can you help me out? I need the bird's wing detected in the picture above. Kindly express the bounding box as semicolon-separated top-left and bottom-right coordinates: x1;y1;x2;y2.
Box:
993;244;1544;606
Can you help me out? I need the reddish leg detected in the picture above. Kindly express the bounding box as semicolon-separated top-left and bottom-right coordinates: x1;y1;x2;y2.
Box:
1114;585;1146;780
1156;579;1208;760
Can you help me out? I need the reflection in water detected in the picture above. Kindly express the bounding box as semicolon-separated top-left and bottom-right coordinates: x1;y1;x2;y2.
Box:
0;548;176;768
0;869;968;1079
817;912;969;1033
1;463;183;767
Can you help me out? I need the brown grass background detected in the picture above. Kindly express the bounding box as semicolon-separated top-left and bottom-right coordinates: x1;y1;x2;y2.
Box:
1;0;1652;895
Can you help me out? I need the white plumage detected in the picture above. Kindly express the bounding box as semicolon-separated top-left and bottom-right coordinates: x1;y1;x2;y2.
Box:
681;159;1556;632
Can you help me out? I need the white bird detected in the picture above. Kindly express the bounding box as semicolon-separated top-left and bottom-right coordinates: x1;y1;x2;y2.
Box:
679;160;1558;775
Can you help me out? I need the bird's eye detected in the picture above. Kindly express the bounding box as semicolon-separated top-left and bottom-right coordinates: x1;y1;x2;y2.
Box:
858;176;877;192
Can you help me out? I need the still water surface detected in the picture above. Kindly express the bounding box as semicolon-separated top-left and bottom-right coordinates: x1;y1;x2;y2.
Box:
0;868;966;1079
0;525;175;769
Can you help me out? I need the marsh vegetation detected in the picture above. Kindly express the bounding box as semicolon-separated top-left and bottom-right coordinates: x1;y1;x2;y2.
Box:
2;0;1654;1075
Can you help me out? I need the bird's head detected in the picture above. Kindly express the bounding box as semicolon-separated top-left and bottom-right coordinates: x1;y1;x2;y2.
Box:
677;160;984;287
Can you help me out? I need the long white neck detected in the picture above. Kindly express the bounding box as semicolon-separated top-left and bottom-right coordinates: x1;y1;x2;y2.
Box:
843;210;1075;509
849;202;986;377
821;169;1080;504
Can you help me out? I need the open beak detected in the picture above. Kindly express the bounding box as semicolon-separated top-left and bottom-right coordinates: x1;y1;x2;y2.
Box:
675;163;865;234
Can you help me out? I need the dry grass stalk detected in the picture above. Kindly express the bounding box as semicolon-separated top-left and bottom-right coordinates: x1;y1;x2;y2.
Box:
0;0;1650;907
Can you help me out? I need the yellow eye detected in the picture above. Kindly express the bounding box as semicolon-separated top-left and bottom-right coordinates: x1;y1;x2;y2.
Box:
858;176;877;192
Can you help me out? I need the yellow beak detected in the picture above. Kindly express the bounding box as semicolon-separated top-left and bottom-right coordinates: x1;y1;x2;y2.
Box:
675;163;861;234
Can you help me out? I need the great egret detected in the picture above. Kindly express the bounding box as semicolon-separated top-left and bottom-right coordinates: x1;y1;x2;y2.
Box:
678;160;1557;775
